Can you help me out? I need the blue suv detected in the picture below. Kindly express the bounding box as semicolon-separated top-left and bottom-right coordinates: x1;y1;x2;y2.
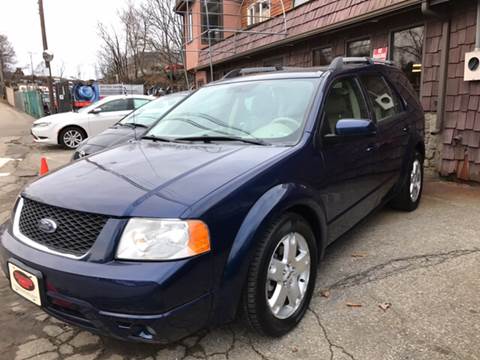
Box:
0;57;424;343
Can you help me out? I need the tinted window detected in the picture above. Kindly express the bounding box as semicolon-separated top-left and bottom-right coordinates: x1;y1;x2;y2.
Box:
100;99;131;112
323;78;368;134
313;47;333;66
360;74;403;121
347;39;371;57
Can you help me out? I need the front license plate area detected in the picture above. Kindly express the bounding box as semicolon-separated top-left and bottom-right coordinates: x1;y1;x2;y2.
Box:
8;261;43;306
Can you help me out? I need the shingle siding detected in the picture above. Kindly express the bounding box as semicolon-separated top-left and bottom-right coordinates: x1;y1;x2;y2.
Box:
434;0;480;180
198;0;420;67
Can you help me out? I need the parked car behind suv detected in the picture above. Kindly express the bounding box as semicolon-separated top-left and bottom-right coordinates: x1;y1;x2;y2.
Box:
1;58;424;343
72;92;190;160
31;95;155;149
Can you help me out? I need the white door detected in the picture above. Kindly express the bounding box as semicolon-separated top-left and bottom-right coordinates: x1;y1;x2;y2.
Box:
88;99;133;136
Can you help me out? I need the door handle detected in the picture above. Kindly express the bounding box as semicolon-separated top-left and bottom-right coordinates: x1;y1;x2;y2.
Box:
402;126;410;134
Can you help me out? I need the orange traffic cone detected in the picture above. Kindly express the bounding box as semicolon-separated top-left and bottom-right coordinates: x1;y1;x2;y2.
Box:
39;157;49;176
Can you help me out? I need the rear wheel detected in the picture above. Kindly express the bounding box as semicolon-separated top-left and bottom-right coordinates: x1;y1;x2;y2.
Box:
59;127;86;149
242;213;318;336
390;151;424;211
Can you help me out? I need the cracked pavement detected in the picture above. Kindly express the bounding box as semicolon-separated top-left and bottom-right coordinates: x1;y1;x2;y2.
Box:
1;102;480;359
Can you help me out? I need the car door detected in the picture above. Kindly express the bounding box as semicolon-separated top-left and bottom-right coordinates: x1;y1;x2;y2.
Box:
359;72;410;201
88;98;134;136
315;76;381;243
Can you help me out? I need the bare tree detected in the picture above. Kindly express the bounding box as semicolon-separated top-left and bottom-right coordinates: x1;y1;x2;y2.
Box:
121;1;152;79
0;33;16;94
97;0;189;87
0;34;16;72
142;0;189;87
97;22;130;82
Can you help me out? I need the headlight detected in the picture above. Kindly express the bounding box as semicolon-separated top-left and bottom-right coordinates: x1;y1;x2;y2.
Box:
116;218;210;260
32;122;51;127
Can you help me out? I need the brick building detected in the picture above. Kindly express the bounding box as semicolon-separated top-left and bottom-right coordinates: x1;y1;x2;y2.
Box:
175;0;480;182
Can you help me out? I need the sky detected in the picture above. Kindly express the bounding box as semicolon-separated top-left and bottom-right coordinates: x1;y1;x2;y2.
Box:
0;0;129;79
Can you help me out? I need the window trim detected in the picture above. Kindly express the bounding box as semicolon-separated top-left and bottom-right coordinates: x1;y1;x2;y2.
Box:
186;10;194;43
387;22;425;61
247;0;271;27
345;37;372;58
312;46;334;66
201;0;224;45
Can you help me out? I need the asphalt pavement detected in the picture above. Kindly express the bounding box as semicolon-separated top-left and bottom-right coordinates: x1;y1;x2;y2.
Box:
0;101;479;360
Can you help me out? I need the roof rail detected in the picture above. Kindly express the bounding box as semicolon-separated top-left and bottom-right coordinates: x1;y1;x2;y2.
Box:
222;67;283;79
329;57;395;71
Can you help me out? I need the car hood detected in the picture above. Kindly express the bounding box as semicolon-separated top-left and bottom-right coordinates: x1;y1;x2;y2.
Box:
23;141;290;218
79;125;142;151
34;112;80;124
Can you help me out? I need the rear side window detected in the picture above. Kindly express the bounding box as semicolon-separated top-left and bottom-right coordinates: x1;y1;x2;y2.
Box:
100;99;131;112
322;77;368;134
360;74;403;121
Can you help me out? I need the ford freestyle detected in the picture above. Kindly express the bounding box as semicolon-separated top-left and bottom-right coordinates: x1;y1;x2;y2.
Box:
0;57;425;343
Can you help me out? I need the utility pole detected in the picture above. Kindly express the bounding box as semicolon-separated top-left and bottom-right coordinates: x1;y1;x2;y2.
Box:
0;55;5;99
38;0;56;113
28;52;35;83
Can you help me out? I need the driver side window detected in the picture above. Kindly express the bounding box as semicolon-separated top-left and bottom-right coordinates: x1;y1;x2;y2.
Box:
322;78;368;135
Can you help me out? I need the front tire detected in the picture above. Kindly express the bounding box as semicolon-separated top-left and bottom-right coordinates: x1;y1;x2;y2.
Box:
242;213;318;336
59;126;86;149
390;151;424;211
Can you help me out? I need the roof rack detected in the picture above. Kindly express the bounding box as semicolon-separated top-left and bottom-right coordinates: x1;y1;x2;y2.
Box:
222;67;283;79
329;57;395;71
222;66;325;80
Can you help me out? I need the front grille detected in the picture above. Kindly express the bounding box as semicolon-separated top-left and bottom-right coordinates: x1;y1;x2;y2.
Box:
18;198;108;257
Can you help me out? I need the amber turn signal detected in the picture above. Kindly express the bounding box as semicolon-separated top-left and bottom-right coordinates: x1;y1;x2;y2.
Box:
187;220;211;255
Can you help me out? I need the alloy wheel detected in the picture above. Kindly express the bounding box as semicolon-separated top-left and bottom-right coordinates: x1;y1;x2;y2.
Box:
63;130;83;149
266;232;311;319
410;159;422;202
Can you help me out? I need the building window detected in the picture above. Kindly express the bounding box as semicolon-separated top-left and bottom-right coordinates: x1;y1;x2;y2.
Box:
347;39;371;57
186;11;193;43
294;0;309;6
201;0;223;45
247;0;271;27
312;47;333;66
263;55;284;67
391;25;424;95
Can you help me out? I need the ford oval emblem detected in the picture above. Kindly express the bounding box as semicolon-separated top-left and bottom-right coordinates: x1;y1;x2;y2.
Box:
38;218;57;234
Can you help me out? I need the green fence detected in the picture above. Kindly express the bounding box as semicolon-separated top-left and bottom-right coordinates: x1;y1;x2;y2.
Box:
15;90;44;119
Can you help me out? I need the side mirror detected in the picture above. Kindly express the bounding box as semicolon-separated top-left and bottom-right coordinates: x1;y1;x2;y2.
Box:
90;107;102;114
323;119;376;143
335;119;376;136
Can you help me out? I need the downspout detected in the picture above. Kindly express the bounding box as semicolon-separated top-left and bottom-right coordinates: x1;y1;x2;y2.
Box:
421;0;450;135
476;0;480;50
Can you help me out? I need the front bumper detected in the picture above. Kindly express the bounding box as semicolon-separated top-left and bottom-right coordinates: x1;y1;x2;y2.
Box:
0;223;213;343
31;127;57;145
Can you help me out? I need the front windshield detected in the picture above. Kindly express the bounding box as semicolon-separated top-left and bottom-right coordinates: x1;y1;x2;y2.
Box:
145;78;320;145
119;94;186;127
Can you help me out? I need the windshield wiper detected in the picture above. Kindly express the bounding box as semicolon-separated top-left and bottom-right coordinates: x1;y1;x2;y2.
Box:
142;135;174;143
174;136;266;145
122;122;148;128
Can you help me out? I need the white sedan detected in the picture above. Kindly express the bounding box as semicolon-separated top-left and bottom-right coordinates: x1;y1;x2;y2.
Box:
31;95;155;149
